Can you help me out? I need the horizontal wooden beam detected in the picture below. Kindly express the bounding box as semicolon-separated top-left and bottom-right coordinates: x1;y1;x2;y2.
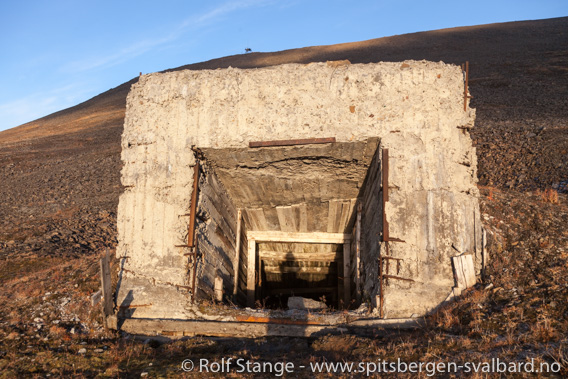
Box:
263;265;335;274
109;316;422;338
259;251;340;261
249;137;336;148
248;231;351;244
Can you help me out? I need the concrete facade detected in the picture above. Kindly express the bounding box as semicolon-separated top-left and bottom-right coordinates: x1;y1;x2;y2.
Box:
116;60;481;321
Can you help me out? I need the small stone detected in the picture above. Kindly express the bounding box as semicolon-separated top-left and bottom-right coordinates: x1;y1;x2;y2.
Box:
140;373;148;377
78;348;87;354
94;348;104;353
288;296;327;310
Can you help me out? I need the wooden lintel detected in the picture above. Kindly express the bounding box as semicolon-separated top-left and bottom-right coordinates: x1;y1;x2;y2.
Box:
248;231;351;244
259;251;340;261
249;137;336;148
263;265;335;274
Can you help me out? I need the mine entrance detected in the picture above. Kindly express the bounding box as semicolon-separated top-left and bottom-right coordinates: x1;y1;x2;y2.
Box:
258;242;341;309
199;138;380;311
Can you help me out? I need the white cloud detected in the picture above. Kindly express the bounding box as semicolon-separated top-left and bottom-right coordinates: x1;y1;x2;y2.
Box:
65;0;273;74
0;82;93;131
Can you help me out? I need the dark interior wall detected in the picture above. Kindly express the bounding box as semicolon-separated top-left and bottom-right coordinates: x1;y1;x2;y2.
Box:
359;145;382;303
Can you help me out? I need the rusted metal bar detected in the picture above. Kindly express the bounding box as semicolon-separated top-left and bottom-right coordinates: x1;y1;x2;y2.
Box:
191;239;198;304
381;256;403;261
463;61;471;111
384;237;405;243
187;162;200;248
249;137;336;148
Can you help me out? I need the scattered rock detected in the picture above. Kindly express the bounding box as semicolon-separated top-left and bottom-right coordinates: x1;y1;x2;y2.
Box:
288;297;327;310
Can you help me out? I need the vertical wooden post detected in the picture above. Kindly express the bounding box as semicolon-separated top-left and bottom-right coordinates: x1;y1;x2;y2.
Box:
246;239;256;307
343;241;351;306
233;209;242;299
355;202;362;302
100;250;113;328
214;275;223;302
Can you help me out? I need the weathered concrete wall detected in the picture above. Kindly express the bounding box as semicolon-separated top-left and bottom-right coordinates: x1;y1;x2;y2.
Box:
117;60;480;319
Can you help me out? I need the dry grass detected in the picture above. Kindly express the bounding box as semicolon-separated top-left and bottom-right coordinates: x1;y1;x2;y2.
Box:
536;188;560;204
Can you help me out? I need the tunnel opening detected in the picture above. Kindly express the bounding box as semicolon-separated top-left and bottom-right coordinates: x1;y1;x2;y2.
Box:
195;138;381;311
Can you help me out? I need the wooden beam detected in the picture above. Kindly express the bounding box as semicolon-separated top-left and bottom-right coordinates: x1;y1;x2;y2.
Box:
247;239;256;307
100;251;113;328
112;316;421;338
249;137;336;148
259;250;341;261
276;206;296;232
343;241;351;305
232;209;242;298
248;231;350;244
262;265;335;274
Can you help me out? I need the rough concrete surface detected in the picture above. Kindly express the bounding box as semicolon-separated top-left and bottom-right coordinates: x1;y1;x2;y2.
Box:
117;60;480;320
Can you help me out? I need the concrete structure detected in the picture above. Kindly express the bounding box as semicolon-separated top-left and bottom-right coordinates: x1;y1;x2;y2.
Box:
116;60;481;327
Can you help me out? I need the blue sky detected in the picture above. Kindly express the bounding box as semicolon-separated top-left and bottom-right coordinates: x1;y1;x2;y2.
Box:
0;0;566;132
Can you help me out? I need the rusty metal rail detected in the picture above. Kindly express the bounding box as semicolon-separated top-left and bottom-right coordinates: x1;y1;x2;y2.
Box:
462;61;473;111
249;137;336;148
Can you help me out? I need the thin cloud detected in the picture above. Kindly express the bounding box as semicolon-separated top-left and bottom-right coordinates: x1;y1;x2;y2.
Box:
0;83;93;131
65;0;273;74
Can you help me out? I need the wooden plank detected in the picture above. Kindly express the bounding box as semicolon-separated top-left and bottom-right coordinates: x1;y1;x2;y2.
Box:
343;242;351;305
263;265;335;274
232;209;242;298
247;239;256;307
117;317;333;338
249;137;336;148
452;254;477;289
276;206;296;232
293;203;308;232
259;250;341;261
337;201;352;233
91;289;102;307
100;251;113;328
248;230;350;244
327;200;339;233
214;276;223;302
245;208;269;231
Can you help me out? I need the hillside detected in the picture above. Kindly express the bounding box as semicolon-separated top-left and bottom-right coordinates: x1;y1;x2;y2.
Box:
0;17;567;376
